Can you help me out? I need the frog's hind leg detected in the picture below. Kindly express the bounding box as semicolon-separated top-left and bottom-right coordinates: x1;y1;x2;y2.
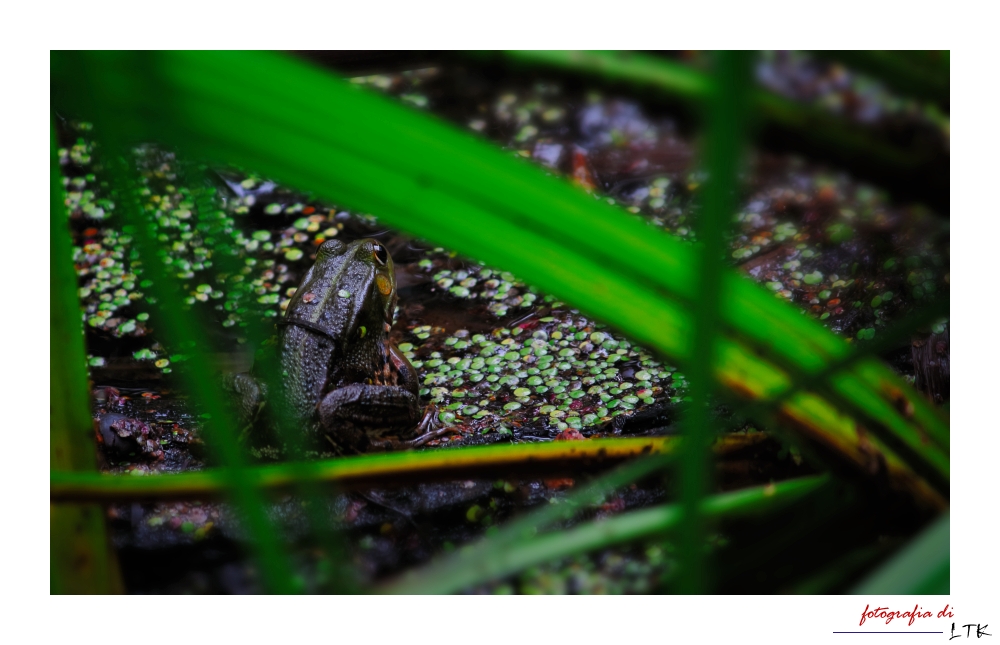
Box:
319;384;419;428
318;384;420;453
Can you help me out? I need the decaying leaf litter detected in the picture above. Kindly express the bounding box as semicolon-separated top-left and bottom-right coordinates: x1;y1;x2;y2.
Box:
60;54;948;593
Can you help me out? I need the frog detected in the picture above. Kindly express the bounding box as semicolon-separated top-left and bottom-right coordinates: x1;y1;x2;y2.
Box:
227;237;445;454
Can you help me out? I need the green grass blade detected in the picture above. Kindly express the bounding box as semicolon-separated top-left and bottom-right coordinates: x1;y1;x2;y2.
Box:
502;50;713;98
58;54;301;594
111;161;300;594
50;120;121;594
677;50;752;593
850;513;949;594
789;544;893;594
384;475;830;594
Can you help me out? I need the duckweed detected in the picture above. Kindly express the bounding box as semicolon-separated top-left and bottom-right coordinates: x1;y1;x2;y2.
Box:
64;127;700;444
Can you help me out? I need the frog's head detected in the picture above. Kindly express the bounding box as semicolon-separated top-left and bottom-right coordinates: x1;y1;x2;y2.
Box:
283;238;397;348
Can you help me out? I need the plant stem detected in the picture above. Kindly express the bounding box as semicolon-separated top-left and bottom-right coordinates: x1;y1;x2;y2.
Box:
677;50;752;594
50;121;122;594
50;435;770;502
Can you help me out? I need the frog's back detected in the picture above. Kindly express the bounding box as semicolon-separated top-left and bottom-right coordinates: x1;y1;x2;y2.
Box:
277;324;339;426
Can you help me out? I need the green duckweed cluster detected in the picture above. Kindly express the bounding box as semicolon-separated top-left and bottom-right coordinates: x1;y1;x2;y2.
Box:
728;171;948;339
62;128;371;374
400;315;685;433
429;265;543;318
492;545;671;594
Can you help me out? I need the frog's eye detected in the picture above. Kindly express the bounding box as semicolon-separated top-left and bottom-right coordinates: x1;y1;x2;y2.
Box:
372;243;389;266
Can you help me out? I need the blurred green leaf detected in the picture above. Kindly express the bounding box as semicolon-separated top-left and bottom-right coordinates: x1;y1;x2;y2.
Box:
677;50;752;593
50;123;121;594
851;513;949;594
385;475;830;594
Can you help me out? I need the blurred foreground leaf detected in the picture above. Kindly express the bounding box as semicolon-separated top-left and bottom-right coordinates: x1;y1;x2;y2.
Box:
50;125;121;593
384;474;831;594
851;513;949;594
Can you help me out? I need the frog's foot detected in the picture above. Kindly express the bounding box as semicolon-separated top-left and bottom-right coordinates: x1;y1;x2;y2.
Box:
405;424;461;448
416;404;438;434
401;406;463;448
366;425;460;451
366;407;461;450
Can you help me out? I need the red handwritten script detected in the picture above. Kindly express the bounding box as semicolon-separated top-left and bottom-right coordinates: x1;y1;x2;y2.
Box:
859;604;954;627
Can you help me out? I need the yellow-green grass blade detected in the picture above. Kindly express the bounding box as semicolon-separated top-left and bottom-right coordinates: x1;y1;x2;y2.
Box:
50;122;122;594
51;436;771;502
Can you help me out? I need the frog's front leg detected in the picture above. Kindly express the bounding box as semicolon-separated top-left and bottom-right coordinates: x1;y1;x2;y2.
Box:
222;372;268;438
317;384;420;451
